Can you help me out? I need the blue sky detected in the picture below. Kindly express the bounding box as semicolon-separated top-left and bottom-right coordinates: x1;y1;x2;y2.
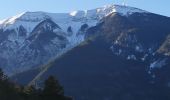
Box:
0;0;169;20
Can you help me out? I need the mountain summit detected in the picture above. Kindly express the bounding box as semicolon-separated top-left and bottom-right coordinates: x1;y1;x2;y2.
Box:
0;4;149;75
0;4;147;33
1;4;170;100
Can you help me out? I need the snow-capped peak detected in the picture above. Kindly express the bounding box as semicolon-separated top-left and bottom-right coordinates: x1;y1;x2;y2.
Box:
0;11;54;33
0;4;148;33
0;12;25;25
70;11;79;16
0;11;53;25
96;4;147;16
69;4;147;18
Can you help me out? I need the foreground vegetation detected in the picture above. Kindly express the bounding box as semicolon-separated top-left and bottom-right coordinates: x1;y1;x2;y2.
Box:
0;69;72;100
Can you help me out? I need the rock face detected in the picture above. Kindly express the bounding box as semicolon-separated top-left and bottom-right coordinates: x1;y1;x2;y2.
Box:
10;5;170;100
1;4;170;100
0;5;148;75
0;18;71;75
35;12;170;100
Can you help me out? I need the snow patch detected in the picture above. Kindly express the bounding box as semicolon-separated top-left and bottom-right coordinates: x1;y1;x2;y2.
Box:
141;54;148;61
99;4;147;16
0;4;148;33
0;4;150;75
149;59;166;69
127;55;137;60
135;45;143;52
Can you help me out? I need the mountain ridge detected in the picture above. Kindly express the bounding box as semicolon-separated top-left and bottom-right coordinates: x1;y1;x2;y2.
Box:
3;4;170;100
0;4;152;76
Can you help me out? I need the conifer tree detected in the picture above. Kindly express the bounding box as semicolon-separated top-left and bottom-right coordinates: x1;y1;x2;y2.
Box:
43;76;64;96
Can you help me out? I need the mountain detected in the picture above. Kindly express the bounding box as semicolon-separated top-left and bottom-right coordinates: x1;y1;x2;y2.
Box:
0;5;148;76
40;13;170;100
1;4;170;100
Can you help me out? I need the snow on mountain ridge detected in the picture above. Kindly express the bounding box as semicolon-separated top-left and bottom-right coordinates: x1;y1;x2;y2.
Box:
100;4;147;16
0;4;149;75
0;12;25;25
0;4;148;33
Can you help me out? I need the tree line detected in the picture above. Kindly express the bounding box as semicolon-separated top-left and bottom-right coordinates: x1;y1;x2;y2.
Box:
0;68;72;100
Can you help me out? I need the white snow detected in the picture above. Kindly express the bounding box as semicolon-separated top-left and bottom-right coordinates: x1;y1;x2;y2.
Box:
0;4;148;34
135;45;140;51
96;4;147;17
0;12;25;25
147;59;167;79
149;59;166;69
0;19;7;25
118;49;122;55
127;55;137;60
141;54;148;61
0;4;149;75
70;11;78;16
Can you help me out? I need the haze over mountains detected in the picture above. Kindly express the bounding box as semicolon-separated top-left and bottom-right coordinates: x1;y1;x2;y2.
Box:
1;4;170;100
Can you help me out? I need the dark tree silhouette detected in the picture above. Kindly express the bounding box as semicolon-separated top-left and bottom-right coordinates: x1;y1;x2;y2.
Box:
43;76;64;96
0;68;72;100
0;68;7;81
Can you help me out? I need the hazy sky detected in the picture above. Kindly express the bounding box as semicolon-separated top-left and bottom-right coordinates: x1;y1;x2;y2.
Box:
0;0;169;20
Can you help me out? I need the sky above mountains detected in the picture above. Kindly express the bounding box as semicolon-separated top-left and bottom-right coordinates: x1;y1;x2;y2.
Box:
0;0;169;20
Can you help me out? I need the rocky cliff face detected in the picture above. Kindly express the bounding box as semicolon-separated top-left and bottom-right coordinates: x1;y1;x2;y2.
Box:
33;12;170;99
7;4;170;100
84;12;170;83
0;5;148;75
